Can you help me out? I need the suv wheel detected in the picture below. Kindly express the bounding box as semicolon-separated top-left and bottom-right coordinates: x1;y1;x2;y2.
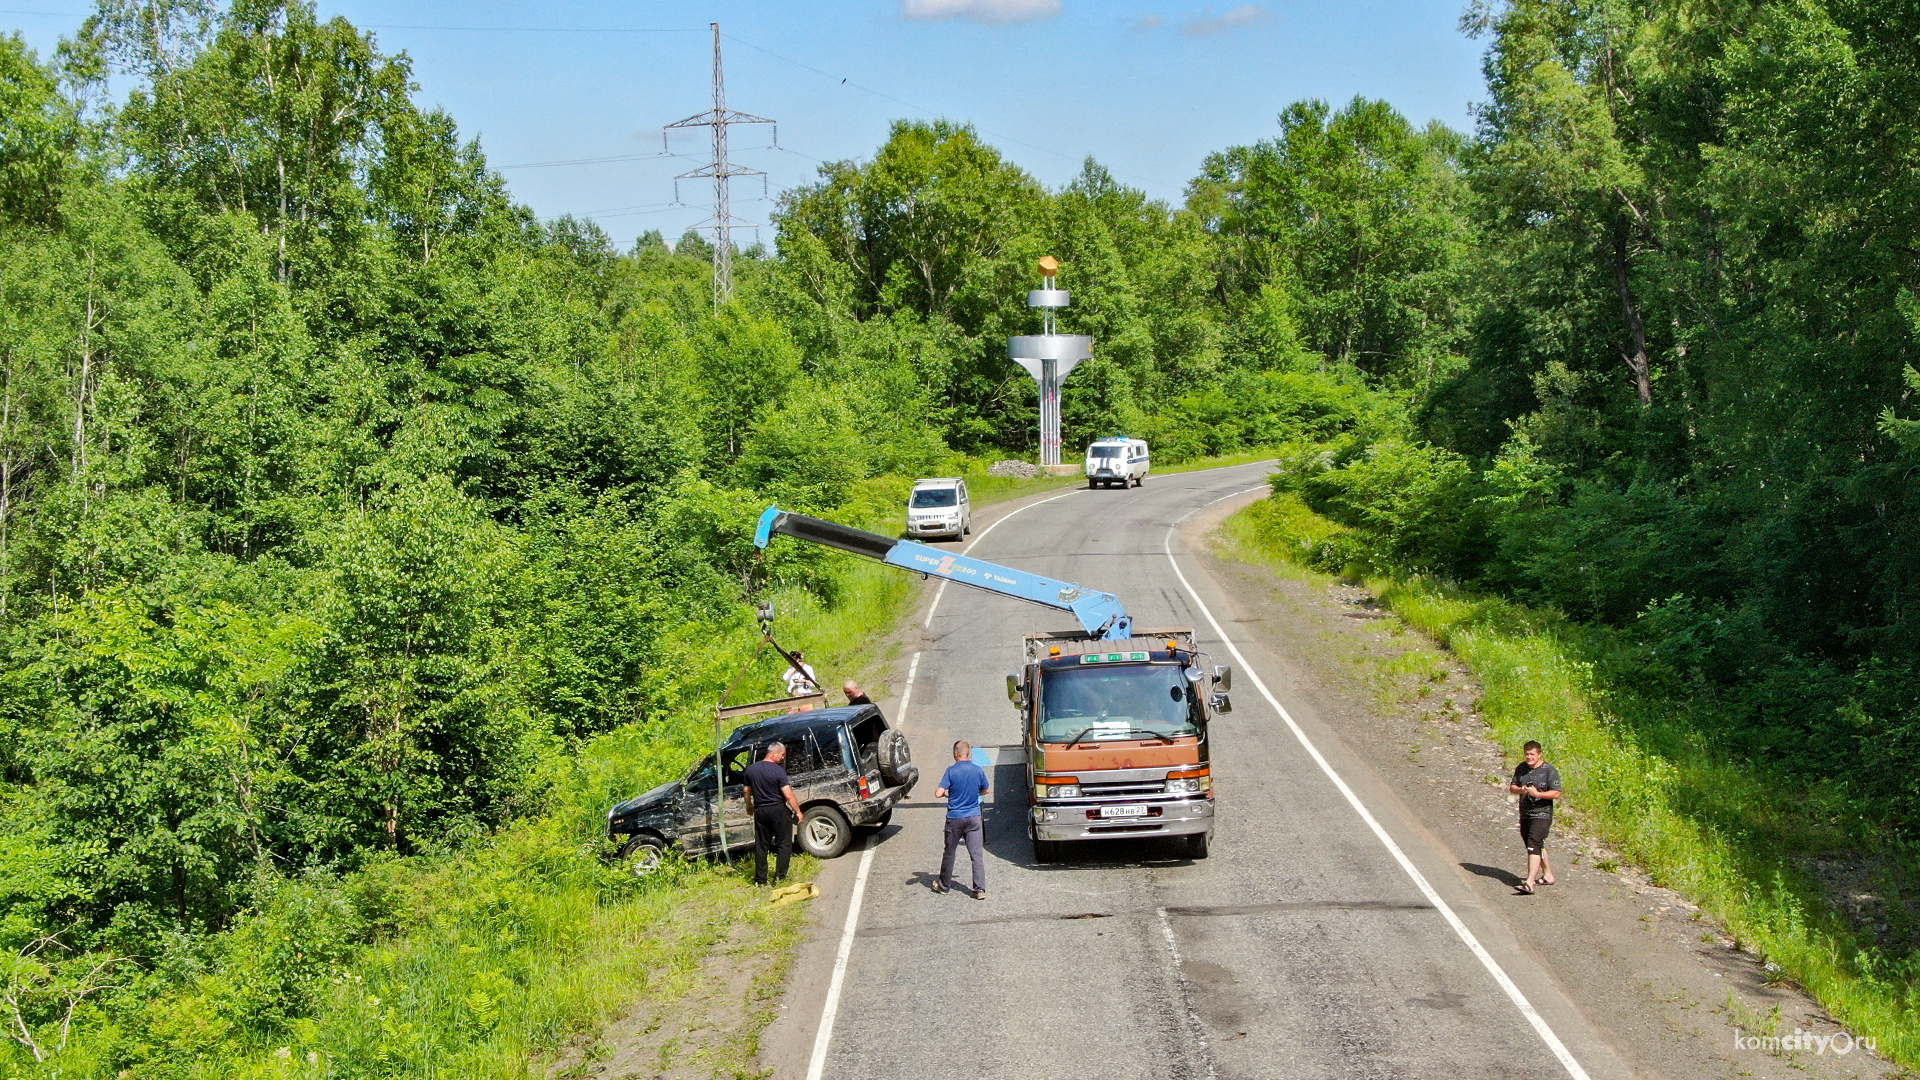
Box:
617;834;667;876
799;805;853;859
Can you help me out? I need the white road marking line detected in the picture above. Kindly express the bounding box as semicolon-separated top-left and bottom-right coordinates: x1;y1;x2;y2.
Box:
805;491;1086;1080
894;652;920;730
1161;507;1594;1080
802;475;1248;1080
804;837;875;1080
1155;905;1220;1080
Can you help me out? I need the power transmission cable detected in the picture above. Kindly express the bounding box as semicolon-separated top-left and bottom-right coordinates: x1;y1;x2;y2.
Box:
720;31;1188;197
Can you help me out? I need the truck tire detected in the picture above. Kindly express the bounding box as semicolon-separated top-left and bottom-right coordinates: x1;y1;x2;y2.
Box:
877;729;912;785
799;805;853;859
1185;832;1209;859
1032;837;1059;863
617;833;667;876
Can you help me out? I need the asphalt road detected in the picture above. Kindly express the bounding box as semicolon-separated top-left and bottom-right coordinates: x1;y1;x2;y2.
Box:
763;462;1635;1080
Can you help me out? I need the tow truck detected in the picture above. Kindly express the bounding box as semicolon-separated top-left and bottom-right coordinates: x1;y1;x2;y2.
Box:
755;507;1232;861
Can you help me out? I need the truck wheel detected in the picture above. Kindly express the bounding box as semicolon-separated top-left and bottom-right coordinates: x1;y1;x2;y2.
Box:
1033;838;1059;863
799;805;853;859
617;834;667;876
1185;832;1209;859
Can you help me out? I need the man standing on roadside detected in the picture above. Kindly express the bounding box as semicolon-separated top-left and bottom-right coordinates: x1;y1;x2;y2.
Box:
843;679;873;707
1509;740;1562;894
745;741;804;887
934;740;990;899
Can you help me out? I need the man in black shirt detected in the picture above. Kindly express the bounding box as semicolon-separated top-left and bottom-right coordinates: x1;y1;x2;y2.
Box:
745;742;804;886
1508;740;1562;894
842;680;873;707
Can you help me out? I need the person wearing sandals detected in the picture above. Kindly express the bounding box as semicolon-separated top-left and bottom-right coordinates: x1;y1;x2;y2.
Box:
934;740;991;899
1510;741;1562;894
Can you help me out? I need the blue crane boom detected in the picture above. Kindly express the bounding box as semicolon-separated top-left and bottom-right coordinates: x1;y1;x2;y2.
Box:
754;506;1134;640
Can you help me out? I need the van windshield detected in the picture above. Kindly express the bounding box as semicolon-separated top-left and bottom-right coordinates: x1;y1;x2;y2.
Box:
1089;447;1122;460
910;488;957;507
1038;664;1202;743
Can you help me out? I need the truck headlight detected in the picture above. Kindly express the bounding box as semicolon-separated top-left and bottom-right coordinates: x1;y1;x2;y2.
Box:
1035;782;1080;799
1167;778;1200;794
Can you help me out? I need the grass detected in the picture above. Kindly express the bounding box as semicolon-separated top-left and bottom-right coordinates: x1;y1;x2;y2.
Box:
79;514;927;1079
1216;493;1920;1070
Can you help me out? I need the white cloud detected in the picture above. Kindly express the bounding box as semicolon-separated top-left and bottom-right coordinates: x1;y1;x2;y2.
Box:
1181;4;1267;35
901;0;1063;25
1131;13;1164;31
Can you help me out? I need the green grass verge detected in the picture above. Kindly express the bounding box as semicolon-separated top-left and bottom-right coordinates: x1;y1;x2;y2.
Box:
71;527;922;1078
1217;493;1920;1069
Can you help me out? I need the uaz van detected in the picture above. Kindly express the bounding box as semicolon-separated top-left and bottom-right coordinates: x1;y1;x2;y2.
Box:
1085;439;1150;488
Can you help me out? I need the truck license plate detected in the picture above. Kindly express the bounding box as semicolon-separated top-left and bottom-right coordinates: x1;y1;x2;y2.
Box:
1100;805;1148;818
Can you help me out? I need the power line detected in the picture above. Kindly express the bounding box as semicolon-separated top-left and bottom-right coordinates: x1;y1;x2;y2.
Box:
720;31;1189;197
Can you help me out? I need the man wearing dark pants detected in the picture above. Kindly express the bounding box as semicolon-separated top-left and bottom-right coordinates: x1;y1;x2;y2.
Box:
935;740;990;899
1509;740;1562;894
745;741;803;887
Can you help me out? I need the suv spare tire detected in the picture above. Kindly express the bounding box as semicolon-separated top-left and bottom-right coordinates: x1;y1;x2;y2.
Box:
877;729;912;785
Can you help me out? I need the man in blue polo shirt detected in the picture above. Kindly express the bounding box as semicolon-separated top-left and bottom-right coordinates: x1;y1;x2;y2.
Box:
934;740;990;899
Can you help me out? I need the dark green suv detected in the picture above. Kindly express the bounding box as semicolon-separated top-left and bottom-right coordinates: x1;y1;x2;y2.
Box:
606;705;917;873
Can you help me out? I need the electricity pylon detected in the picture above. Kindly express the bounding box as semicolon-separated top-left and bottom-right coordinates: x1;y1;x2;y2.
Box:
665;23;775;307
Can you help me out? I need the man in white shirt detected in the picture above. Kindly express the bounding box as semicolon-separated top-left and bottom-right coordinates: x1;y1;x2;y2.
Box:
783;650;819;699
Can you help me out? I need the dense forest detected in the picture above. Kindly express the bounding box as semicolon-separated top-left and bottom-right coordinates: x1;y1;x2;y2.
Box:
0;0;1916;1072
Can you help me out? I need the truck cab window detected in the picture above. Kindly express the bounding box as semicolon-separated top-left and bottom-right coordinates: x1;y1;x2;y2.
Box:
1037;664;1203;743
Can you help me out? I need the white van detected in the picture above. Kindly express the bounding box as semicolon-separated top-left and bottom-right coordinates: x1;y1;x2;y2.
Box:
1085;439;1150;488
906;477;971;540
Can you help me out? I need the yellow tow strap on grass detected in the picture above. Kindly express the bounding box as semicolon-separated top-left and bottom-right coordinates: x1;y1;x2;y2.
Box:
768;881;818;906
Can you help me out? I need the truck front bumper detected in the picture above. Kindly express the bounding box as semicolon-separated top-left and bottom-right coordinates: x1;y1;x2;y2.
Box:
1030;797;1212;842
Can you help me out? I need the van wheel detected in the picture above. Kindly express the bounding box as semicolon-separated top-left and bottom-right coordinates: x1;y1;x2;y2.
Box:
1185;833;1209;859
1033;837;1059;863
617;834;667;876
963;520;971;535
1086;479;1096;489
799;805;852;859
1134;474;1144;487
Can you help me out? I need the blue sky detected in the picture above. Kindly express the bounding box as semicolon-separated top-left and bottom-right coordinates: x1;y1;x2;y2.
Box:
3;1;1489;249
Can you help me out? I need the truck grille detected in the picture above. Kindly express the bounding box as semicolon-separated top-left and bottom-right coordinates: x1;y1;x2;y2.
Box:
1081;780;1166;797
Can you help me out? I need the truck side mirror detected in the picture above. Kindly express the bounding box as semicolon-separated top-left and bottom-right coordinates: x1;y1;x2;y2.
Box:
1212;665;1233;692
1005;673;1023;704
1210;692;1233;714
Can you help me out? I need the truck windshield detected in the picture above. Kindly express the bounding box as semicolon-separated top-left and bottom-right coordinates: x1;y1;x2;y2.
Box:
1037;664;1202;743
910;489;957;507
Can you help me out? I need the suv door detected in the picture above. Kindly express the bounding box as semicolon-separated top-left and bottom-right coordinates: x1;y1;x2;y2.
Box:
676;755;723;853
717;745;758;851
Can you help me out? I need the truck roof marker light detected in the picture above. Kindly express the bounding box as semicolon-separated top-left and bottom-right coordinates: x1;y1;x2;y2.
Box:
1049;646;1061;656
1165;640;1179;651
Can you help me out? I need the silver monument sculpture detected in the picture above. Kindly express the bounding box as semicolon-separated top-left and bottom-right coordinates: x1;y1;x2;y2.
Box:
1007;256;1094;469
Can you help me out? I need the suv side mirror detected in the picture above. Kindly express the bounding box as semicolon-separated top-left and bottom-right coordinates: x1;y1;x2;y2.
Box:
1005;673;1023;704
1210;692;1233;715
1212;665;1233;692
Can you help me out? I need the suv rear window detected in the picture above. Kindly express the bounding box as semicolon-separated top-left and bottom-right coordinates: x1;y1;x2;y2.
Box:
910;488;957;507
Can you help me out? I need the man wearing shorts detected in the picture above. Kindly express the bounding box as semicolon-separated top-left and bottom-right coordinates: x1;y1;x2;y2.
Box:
1509;740;1561;894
